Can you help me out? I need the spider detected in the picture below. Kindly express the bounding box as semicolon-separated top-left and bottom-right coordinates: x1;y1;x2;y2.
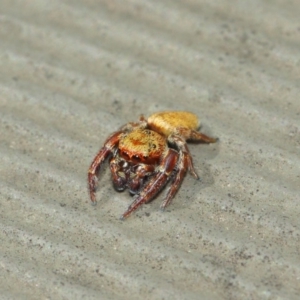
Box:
88;111;217;219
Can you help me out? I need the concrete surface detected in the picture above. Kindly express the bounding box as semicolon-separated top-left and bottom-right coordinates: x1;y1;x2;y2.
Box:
0;1;300;299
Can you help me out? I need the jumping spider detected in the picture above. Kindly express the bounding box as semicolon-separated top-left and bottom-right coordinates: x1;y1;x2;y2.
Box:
88;111;217;219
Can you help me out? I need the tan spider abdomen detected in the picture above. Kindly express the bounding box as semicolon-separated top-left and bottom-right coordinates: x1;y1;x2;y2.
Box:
119;129;167;164
147;111;200;137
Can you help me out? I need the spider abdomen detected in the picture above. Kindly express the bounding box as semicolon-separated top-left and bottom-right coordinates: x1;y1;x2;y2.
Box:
147;111;200;137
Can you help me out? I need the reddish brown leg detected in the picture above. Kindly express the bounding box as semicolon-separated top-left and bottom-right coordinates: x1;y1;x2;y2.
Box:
168;134;200;179
161;130;217;209
88;131;122;203
189;131;217;143
121;149;179;219
160;153;188;210
176;127;218;143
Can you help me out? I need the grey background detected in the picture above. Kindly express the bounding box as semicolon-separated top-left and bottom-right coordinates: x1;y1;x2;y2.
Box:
0;1;299;299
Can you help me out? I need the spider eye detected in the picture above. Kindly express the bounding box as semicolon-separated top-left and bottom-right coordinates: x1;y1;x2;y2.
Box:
133;155;141;162
121;151;130;160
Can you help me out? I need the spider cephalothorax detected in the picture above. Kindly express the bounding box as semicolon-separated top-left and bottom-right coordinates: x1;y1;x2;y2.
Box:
88;111;217;219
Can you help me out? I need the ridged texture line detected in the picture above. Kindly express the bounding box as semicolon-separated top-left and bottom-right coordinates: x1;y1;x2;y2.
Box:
0;1;299;299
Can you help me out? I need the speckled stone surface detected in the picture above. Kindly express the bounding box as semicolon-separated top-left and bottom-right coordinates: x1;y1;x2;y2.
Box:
0;1;299;299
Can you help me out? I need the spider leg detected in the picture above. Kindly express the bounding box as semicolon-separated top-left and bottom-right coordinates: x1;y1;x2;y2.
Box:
168;129;217;179
175;127;218;143
160;152;188;210
121;149;178;219
168;134;200;179
88;131;123;204
161;129;218;209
